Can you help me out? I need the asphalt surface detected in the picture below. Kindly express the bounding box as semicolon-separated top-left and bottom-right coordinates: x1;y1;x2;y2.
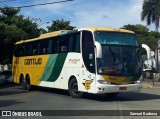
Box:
0;84;160;119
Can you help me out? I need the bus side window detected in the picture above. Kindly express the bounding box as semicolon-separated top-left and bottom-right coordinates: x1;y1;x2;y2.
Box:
48;39;52;54
24;43;31;56
74;33;80;52
51;37;58;53
20;44;24;57
43;48;48;54
33;49;37;55
68;32;80;52
59;35;69;53
32;41;38;55
39;39;49;55
69;36;74;52
61;46;68;52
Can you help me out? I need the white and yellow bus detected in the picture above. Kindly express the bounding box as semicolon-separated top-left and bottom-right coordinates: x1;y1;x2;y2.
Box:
12;27;142;98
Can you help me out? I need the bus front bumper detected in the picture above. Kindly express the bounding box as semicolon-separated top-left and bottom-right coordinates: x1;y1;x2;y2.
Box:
96;83;142;94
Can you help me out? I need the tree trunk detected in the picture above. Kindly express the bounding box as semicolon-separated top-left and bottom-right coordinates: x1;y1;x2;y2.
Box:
155;17;159;32
155;26;159;32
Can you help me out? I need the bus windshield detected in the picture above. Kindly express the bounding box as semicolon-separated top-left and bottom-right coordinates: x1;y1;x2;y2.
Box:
95;31;138;46
95;31;142;76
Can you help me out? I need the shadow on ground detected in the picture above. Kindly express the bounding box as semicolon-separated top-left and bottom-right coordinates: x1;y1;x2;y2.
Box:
35;86;160;102
0;100;24;108
35;86;70;97
82;92;160;102
0;83;17;89
1;84;160;102
0;90;29;96
0;84;29;96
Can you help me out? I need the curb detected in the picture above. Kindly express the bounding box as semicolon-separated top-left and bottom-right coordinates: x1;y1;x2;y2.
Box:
142;83;160;89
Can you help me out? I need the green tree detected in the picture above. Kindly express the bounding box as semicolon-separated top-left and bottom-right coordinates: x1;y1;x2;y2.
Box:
0;6;41;64
122;24;160;50
141;0;160;32
47;19;75;32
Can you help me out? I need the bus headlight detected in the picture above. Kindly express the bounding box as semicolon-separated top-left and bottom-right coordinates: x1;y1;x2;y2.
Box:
97;80;111;84
98;69;102;73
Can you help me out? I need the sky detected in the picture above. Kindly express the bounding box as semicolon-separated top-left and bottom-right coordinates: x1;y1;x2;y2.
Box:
0;0;156;31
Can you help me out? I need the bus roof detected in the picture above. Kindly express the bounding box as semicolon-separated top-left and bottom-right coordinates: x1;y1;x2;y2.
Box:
15;27;135;44
84;27;135;34
15;30;69;44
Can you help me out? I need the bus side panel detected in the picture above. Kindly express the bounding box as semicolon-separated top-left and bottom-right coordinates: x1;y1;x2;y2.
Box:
63;53;82;91
39;53;68;88
79;63;96;93
27;55;50;86
61;53;96;93
12;55;50;86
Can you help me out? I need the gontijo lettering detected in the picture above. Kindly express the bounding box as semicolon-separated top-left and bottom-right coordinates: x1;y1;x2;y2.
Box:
24;58;42;65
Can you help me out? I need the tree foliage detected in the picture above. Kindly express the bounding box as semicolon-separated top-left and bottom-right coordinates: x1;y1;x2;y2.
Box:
47;19;75;32
0;6;41;64
141;0;160;32
122;24;160;50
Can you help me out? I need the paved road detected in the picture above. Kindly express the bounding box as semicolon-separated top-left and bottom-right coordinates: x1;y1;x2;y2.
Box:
0;84;160;119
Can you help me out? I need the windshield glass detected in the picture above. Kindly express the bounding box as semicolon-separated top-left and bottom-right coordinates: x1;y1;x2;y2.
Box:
97;45;142;76
95;31;138;46
94;31;142;76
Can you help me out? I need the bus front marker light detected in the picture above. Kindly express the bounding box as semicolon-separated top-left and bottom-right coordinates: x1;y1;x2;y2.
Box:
134;80;141;84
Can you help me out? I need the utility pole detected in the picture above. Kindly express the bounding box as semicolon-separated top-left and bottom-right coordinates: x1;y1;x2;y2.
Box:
151;57;154;86
151;51;155;86
157;40;160;81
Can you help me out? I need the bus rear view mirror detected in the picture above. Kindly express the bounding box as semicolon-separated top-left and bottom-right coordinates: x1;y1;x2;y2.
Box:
94;41;102;58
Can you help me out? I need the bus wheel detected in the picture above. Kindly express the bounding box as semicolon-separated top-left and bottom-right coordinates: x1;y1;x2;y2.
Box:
68;78;83;98
105;93;118;97
20;75;26;90
25;75;31;91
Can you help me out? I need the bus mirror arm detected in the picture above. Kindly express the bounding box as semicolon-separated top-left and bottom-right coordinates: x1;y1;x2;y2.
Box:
94;41;102;58
139;44;142;49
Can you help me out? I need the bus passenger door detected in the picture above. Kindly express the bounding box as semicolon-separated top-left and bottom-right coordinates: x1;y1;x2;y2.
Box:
80;31;96;93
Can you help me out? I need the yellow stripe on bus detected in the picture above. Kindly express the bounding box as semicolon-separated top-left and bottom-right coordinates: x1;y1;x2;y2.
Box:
102;75;130;85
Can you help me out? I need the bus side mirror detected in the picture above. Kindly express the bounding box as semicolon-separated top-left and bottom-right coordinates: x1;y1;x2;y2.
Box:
94;41;102;58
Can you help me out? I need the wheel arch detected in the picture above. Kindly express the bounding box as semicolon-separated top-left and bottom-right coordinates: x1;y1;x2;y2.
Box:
25;73;30;84
68;75;79;89
19;73;25;83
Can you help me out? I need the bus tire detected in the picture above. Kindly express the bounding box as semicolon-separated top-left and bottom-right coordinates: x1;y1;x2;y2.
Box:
105;93;118;97
68;78;83;98
20;75;26;90
25;75;31;91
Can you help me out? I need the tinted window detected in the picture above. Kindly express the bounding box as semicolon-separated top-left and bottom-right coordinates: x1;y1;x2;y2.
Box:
13;32;80;57
82;31;95;73
39;39;49;54
95;31;138;46
57;32;80;53
68;33;80;52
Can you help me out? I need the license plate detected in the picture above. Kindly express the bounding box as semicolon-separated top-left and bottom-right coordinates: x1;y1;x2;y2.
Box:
119;87;127;90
